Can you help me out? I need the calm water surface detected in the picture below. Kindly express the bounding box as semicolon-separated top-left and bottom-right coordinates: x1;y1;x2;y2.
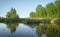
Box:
0;23;46;37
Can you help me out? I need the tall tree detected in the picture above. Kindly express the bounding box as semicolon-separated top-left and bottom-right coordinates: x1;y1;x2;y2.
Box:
36;5;47;18
6;8;19;19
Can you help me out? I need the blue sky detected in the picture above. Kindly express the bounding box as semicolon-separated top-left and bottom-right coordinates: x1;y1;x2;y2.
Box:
0;0;55;18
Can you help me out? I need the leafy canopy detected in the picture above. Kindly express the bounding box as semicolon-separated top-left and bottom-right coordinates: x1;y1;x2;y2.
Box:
6;8;19;19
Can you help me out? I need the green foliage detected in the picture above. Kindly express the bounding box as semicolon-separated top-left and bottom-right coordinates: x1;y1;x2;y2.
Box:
6;8;19;19
30;0;60;19
0;17;5;22
36;5;47;18
30;12;36;18
46;2;57;18
55;1;60;18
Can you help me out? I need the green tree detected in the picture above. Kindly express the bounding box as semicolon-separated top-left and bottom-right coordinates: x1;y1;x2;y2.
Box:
30;0;60;19
55;0;60;18
30;12;36;18
6;8;19;19
30;5;47;18
46;2;57;19
36;5;46;18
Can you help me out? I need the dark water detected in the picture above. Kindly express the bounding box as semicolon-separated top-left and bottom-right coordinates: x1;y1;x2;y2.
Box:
0;23;60;37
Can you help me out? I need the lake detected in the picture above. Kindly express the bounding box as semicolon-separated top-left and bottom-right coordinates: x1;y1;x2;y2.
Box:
0;23;60;37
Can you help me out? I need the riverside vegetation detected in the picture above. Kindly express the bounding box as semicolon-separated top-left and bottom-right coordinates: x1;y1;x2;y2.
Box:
0;0;60;37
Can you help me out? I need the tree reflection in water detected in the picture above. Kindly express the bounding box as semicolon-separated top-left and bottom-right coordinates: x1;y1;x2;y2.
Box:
27;23;60;37
5;23;60;37
6;23;19;33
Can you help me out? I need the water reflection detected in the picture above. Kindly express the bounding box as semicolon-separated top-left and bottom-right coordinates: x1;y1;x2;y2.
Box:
27;23;60;37
0;23;60;37
6;23;19;33
0;23;38;37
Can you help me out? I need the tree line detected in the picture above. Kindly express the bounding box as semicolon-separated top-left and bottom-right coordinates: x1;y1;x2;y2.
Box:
0;0;60;23
30;0;60;19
